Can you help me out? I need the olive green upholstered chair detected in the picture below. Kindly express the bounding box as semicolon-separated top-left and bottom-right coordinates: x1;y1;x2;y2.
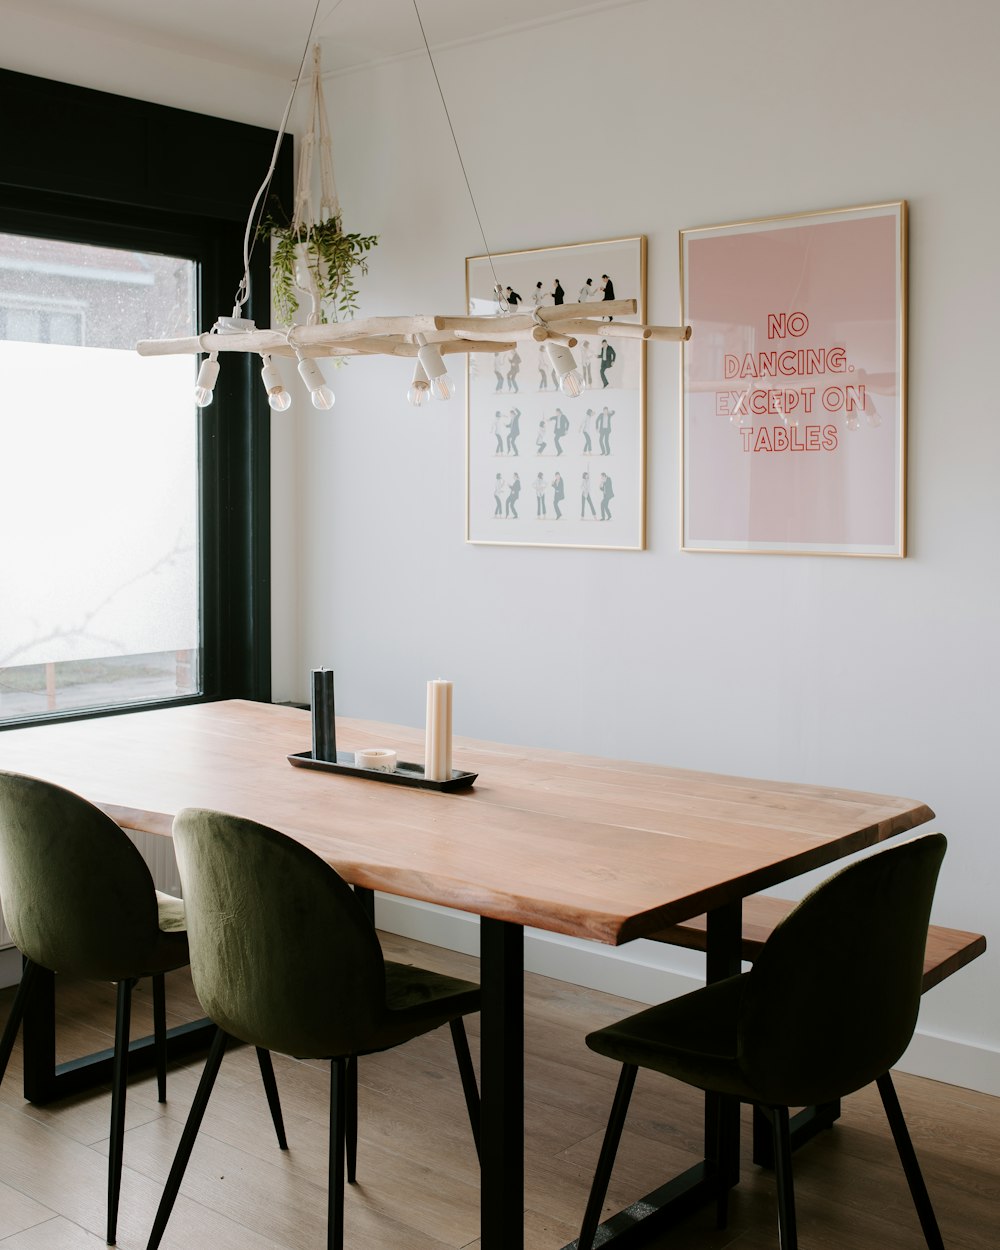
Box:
577;833;948;1250
0;770;287;1246
146;807;482;1250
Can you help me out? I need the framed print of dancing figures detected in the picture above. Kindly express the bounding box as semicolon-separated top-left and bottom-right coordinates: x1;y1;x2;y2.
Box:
466;235;646;550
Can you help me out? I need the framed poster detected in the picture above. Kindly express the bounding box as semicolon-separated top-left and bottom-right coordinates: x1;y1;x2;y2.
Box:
466;236;646;549
681;202;907;556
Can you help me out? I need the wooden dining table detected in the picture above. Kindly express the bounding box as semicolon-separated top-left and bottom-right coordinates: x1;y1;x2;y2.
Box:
0;698;935;1249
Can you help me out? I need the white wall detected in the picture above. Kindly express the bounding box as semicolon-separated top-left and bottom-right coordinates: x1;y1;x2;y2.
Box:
279;0;1000;1092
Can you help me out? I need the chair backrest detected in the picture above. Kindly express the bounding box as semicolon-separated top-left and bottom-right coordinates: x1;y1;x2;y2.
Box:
738;832;946;1107
0;770;161;979
171;807;387;1059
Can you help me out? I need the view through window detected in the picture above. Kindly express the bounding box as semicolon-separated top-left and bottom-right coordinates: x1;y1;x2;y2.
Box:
0;232;202;720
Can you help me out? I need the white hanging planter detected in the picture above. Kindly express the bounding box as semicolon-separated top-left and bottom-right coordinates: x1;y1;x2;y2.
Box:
262;45;377;326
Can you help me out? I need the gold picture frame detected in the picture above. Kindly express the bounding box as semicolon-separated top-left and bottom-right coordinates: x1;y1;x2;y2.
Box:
680;202;907;556
466;236;647;549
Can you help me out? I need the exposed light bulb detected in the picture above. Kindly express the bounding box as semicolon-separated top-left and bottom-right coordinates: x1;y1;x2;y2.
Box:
407;360;430;407
296;352;336;411
416;334;454;401
846;412;860;432
428;372;456;401
193;356;219;408
260;355;292;412
544;341;583;398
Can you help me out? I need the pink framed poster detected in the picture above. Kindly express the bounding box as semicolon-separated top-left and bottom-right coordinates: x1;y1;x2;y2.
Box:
681;202;907;556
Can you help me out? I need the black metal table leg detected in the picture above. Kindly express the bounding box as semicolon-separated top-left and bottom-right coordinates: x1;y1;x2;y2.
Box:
557;900;743;1250
480;917;524;1250
20;964;215;1104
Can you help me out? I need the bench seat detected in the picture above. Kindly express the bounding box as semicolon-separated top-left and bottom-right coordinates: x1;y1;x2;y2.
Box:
647;895;986;993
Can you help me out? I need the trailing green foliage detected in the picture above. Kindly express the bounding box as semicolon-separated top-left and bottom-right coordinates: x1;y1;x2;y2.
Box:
262;214;378;326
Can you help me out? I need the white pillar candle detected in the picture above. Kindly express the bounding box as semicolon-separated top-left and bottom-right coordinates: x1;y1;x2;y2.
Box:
424;679;453;782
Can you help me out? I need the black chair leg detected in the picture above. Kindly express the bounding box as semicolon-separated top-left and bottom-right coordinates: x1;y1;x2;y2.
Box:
255;1048;288;1150
877;1072;945;1250
578;1063;638;1250
766;1104;798;1250
345;1055;358;1184
0;958;35;1084
152;974;167;1104
329;1057;348;1250
449;1018;481;1162
107;978;135;1245
146;1027;229;1250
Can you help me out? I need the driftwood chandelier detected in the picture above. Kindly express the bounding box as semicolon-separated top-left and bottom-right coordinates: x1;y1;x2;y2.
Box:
135;4;690;410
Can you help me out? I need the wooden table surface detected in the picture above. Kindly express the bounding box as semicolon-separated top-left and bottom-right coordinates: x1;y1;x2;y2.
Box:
0;698;935;944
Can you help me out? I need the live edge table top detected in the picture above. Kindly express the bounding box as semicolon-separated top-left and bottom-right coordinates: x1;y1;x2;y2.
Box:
0;699;935;946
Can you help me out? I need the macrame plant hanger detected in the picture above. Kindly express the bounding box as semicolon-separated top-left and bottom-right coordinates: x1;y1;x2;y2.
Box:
291;45;340;325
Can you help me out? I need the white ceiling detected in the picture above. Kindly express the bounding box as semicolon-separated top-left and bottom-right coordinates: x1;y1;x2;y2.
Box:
26;0;637;79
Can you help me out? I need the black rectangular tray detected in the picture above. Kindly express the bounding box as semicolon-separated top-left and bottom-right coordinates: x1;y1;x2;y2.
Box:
287;749;477;792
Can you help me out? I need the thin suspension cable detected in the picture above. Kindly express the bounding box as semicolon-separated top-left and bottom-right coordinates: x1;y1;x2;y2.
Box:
411;0;506;310
234;0;339;313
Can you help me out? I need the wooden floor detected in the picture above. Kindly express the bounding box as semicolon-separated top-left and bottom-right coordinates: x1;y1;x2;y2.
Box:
0;933;997;1250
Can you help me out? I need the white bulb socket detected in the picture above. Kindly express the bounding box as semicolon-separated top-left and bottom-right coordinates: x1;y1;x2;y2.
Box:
260;358;292;411
545;341;583;397
193;357;220;408
296;354;336;410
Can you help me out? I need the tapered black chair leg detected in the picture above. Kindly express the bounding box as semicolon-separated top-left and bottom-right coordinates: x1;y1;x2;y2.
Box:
329;1058;348;1250
768;1105;798;1250
449;1018;481;1162
146;1027;229;1250
0;959;35;1083
345;1055;358;1183
107;977;135;1245
255;1048;288;1149
877;1072;945;1250
152;974;167;1103
578;1063;638;1250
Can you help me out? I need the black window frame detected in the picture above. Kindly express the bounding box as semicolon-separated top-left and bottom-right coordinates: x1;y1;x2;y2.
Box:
0;68;292;725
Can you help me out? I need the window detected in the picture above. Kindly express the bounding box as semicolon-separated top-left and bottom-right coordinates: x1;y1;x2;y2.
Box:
0;233;201;719
0;68;292;726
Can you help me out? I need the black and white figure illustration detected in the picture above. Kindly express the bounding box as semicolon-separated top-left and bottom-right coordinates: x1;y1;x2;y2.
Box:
467;235;646;549
505;472;521;518
550;408;569;456
580;408;595;454
597;406;614;455
580;339;593;387
506;348;521;392
537;345;557;391
534;471;547;517
580;471;596;518
599;339;617;387
599;472;614;520
506;407;521;456
551;471;565;519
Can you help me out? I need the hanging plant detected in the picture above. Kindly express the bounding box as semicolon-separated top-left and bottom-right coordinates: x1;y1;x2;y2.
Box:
262;213;378;325
262;44;377;328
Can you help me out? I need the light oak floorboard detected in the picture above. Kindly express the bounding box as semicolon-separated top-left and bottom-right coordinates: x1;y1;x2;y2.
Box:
1;933;997;1250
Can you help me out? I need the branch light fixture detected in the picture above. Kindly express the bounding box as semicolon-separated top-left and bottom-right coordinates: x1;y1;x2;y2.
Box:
134;2;692;403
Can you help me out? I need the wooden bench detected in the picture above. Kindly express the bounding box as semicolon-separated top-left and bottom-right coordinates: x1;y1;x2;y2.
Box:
647;896;987;993
647;896;987;1165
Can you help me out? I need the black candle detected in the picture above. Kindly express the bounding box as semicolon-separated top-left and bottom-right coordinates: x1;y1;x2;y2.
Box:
311;668;337;762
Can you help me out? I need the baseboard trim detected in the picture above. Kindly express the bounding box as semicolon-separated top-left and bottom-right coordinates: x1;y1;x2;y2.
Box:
374;893;1000;1098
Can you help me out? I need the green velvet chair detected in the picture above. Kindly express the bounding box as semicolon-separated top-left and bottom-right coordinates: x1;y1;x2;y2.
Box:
0;770;287;1246
577;832;948;1250
146;807;482;1250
